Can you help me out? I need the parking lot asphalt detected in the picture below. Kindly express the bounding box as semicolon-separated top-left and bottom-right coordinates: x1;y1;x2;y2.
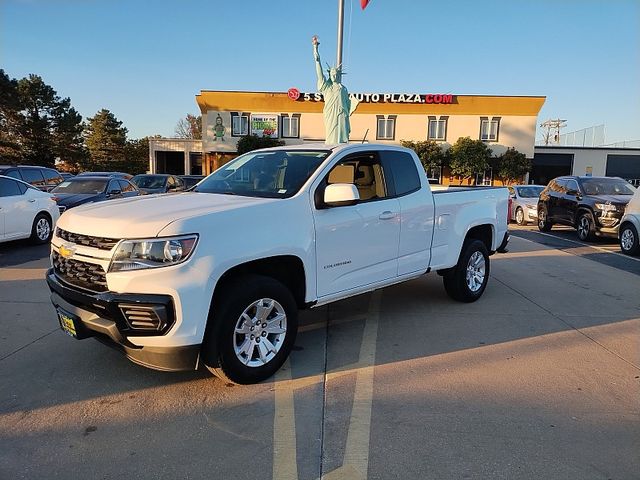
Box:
1;234;639;480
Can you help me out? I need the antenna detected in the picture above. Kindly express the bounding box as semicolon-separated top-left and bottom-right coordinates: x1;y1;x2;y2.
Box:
540;118;567;145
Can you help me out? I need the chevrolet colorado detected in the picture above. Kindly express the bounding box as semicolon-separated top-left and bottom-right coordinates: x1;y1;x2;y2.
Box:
47;144;509;384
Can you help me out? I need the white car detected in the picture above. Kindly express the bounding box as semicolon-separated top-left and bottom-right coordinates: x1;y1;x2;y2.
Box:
47;144;509;384
619;186;640;256
0;175;60;244
508;185;544;225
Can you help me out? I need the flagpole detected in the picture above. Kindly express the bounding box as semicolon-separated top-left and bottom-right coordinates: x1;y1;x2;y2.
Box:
336;0;345;68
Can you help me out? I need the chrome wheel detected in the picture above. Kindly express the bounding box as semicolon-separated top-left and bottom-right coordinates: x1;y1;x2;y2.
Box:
465;251;486;293
621;228;634;251
36;218;50;241
515;208;524;225
233;298;287;368
577;216;590;240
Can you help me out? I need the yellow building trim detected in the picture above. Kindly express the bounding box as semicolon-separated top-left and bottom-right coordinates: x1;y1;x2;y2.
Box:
196;91;546;116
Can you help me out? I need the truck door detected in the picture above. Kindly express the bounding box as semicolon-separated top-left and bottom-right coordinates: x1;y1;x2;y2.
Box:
380;150;435;276
313;151;401;297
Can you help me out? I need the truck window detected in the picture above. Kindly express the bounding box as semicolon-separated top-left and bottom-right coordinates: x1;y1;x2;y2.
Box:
382;150;421;196
326;152;388;201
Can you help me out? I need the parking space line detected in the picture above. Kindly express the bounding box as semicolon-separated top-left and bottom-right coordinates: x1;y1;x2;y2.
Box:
513;229;640;263
322;290;381;480
273;359;299;480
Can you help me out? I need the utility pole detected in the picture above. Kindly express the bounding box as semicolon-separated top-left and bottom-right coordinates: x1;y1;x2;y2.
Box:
540;119;567;145
336;0;345;68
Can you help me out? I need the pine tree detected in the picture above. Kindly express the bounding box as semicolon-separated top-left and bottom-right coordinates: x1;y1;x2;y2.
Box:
84;109;128;170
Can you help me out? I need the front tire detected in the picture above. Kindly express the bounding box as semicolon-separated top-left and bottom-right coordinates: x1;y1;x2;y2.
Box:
203;274;298;384
620;223;640;256
29;213;52;244
576;212;595;242
515;207;526;226
538;207;552;232
443;239;490;303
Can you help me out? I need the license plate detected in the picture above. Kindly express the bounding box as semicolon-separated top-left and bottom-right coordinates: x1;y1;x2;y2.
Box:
57;309;78;338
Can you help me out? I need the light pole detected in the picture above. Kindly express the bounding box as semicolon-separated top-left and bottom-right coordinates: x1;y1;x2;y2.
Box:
336;0;345;68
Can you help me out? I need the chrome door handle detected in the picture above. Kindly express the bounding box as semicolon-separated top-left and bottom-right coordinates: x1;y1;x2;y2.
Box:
379;211;396;220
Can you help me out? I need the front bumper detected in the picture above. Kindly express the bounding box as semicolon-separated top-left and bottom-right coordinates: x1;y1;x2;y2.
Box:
47;269;200;371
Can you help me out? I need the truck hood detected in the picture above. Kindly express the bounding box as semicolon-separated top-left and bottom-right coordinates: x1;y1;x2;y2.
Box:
57;192;276;238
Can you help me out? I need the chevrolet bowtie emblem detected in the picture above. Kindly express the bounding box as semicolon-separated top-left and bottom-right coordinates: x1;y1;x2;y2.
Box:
59;244;76;259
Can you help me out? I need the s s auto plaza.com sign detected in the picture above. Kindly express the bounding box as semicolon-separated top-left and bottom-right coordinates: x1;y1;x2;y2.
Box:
287;88;455;104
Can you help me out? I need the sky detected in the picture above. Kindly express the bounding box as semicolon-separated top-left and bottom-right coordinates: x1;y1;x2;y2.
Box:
2;0;639;144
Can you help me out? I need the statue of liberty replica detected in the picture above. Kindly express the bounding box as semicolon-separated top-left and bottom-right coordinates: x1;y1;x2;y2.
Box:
312;35;359;144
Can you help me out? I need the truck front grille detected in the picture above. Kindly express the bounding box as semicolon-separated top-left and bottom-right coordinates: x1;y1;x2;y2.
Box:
52;251;108;292
56;228;120;251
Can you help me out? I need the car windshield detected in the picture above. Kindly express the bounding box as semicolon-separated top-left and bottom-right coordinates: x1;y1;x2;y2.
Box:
516;186;544;198
51;179;108;194
132;175;167;189
194;150;331;198
581;178;636;195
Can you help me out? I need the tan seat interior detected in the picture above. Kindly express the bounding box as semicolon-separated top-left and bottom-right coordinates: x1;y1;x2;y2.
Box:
327;164;355;184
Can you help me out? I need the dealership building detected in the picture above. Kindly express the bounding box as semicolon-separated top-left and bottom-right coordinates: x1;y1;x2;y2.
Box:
149;89;640;186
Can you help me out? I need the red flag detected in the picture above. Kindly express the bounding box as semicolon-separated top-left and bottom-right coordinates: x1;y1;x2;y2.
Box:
361;0;370;10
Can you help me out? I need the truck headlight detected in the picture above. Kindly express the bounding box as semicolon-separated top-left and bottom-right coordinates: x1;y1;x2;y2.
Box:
594;203;616;212
109;235;198;272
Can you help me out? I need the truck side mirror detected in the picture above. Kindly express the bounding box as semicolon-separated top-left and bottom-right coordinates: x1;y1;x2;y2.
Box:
324;183;360;207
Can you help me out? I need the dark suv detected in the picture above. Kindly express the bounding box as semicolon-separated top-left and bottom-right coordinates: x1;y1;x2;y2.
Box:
0;165;64;192
537;176;636;241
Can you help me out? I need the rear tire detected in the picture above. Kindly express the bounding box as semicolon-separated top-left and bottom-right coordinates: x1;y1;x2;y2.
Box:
620;223;640;256
515;207;526;226
443;240;490;303
203;274;298;385
538;207;552;232
29;213;52;244
576;212;595;242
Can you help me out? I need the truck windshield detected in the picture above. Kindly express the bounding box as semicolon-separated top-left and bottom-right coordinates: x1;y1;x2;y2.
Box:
195;150;330;198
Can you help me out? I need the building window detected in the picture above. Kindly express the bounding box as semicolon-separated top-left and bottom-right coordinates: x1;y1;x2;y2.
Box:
428;116;448;141
376;115;396;140
281;114;300;138
231;112;249;136
480;117;500;142
475;168;493;186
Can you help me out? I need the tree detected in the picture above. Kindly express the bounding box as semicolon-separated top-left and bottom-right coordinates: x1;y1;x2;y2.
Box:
495;147;530;184
0;70;23;163
123;137;151;175
175;114;202;139
84;109;128;170
236;135;284;155
448;137;493;184
400;140;449;172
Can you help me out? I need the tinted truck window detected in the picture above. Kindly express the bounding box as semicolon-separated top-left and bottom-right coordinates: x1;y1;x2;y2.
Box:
382;150;421;196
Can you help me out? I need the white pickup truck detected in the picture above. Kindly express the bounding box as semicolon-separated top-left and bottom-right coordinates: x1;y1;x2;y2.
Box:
47;144;509;384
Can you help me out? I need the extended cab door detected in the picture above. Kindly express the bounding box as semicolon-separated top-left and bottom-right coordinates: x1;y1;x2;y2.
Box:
380;150;435;276
313;151;401;297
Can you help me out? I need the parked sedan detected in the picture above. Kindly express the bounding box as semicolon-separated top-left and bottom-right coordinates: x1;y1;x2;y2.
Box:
508;185;544;225
538;176;636;241
0;175;59;244
619;186;640;256
51;176;140;213
131;174;185;194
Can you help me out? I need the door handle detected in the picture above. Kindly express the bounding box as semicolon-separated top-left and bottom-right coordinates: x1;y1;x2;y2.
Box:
379;211;397;220
28;199;36;203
